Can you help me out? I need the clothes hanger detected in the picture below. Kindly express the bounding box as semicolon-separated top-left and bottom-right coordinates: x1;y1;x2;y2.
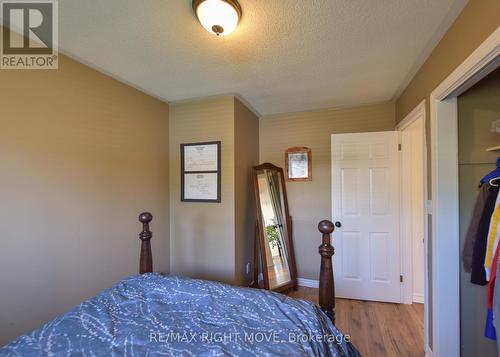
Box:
490;177;500;187
481;157;500;184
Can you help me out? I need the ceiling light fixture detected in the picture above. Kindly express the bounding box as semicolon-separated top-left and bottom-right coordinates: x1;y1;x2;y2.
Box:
192;0;242;36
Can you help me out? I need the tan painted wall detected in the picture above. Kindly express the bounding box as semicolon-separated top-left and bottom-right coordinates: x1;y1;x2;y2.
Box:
234;98;259;285
169;97;236;283
0;55;170;344
458;68;500;357
396;0;500;123
169;96;259;285
259;102;396;279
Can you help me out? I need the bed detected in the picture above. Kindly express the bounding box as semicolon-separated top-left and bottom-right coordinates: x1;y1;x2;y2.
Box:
0;213;359;356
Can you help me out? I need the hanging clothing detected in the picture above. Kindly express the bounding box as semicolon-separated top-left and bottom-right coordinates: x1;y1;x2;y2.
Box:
495;254;500;353
485;309;497;340
481;158;500;184
485;243;500;340
463;183;494;272
470;184;500;285
485;190;500;281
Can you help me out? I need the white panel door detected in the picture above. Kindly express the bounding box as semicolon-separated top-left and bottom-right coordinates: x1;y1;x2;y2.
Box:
331;131;401;303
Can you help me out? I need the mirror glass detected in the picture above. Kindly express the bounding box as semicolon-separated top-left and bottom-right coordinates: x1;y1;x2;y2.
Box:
255;168;293;290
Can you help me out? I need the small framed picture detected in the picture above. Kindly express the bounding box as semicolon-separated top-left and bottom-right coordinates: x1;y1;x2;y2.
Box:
285;147;312;182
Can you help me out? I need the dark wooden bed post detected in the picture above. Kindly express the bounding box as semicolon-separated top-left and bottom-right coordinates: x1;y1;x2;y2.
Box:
139;212;153;274
318;220;335;323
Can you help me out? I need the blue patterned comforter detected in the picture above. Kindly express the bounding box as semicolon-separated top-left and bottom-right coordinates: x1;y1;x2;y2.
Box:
1;274;359;356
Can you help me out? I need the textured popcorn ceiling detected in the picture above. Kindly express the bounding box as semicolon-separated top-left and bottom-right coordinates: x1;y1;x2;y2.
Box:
58;0;466;116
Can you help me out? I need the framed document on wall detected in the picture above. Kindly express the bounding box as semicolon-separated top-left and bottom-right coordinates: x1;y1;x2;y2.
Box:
181;141;221;202
285;146;312;182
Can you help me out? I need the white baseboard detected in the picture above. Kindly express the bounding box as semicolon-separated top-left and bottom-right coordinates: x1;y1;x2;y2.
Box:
413;293;424;304
297;278;425;304
297;278;319;288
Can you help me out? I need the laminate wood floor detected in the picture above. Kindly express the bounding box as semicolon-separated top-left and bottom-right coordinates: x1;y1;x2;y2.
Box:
287;287;424;357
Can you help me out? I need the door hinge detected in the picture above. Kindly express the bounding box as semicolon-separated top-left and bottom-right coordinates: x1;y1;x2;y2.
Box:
426;200;433;214
400;275;403;283
398;143;402;151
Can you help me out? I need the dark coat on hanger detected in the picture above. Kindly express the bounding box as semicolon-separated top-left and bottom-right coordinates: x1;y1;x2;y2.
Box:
463;183;492;272
470;183;500;285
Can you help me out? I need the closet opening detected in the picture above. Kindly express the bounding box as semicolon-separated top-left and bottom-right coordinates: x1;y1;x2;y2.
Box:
459;66;500;357
429;28;499;355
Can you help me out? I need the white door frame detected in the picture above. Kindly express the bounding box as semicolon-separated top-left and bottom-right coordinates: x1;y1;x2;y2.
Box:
429;26;500;357
397;101;427;305
396;101;429;353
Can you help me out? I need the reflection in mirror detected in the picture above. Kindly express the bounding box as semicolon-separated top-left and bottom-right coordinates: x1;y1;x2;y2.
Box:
253;163;297;292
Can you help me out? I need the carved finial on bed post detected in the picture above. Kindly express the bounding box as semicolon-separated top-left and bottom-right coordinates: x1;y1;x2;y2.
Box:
318;220;335;323
139;212;153;274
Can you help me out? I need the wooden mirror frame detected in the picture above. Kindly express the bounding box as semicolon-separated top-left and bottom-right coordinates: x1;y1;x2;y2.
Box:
252;163;298;292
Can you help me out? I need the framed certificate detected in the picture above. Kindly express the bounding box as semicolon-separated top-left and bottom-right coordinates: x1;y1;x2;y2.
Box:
285;147;312;182
181;141;221;202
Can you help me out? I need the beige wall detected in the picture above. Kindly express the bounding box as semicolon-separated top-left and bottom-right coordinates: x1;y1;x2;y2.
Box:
169;96;236;283
169;96;259;285
458;68;500;357
396;0;500;122
260;102;395;279
0;55;170;344
234;98;259;285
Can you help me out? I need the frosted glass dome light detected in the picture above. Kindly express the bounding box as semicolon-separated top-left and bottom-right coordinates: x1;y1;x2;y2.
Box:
193;0;242;36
